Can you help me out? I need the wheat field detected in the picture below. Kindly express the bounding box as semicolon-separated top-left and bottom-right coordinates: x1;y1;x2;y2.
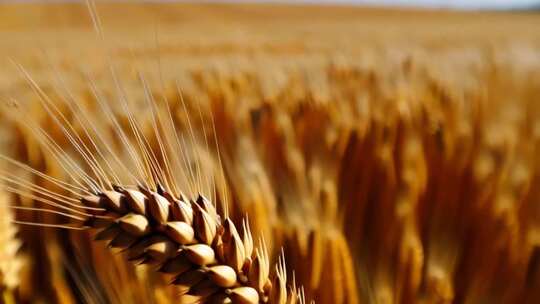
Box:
0;2;540;304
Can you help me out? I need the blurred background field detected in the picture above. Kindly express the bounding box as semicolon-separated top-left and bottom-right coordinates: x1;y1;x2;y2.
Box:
1;2;540;304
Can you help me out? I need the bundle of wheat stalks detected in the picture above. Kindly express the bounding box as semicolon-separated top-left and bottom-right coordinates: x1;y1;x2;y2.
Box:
1;2;540;304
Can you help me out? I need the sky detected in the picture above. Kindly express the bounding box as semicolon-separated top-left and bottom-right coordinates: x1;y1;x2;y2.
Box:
326;0;540;9
344;0;540;9
213;0;540;9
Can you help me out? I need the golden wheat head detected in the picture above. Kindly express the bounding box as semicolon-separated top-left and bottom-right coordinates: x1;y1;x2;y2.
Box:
79;184;302;304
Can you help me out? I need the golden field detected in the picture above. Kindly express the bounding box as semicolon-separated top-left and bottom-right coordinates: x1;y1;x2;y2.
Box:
0;2;540;304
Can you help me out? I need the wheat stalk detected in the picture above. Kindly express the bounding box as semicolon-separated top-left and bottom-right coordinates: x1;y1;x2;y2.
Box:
0;189;22;302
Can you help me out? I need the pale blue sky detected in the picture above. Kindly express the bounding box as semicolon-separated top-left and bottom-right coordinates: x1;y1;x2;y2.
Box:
318;0;539;9
211;0;540;9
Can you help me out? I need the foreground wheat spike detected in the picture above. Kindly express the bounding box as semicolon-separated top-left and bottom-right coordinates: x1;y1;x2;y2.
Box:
0;101;308;304
77;183;302;304
3;169;304;303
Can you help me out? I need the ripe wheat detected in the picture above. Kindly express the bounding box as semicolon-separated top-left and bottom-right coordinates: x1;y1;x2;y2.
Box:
81;185;302;304
2;2;540;303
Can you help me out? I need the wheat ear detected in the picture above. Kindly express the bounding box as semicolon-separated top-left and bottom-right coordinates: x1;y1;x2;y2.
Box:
77;183;302;304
